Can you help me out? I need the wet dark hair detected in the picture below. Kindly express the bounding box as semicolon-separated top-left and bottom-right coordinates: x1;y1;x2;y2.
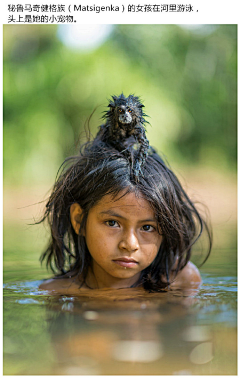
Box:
39;140;212;291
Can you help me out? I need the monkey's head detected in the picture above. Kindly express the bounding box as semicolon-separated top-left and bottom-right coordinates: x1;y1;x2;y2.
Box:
104;94;147;127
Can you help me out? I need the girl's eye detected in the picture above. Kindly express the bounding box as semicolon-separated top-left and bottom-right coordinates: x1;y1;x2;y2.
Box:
142;225;155;232
105;220;119;227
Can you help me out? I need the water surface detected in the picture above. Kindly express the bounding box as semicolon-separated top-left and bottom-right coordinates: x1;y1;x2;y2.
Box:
3;270;237;375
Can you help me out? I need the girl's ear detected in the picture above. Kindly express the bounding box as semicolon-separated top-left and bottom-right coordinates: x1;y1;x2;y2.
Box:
70;203;84;235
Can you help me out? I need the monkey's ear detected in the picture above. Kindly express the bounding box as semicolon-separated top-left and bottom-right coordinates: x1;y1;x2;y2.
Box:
70;203;84;235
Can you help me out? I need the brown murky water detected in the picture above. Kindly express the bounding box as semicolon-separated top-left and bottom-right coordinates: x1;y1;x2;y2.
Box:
3;271;237;375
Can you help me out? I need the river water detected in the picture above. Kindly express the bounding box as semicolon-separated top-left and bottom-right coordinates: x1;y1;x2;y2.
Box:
3;260;237;375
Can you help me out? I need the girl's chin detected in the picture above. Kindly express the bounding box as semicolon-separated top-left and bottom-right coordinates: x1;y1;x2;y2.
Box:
87;268;141;289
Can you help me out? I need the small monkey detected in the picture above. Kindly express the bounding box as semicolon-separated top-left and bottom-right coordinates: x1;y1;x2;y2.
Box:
96;93;149;179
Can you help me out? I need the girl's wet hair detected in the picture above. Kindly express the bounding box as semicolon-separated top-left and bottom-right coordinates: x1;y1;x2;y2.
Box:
39;140;212;291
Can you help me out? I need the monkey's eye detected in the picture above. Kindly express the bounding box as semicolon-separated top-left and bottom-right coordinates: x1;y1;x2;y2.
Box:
118;109;123;113
128;109;132;113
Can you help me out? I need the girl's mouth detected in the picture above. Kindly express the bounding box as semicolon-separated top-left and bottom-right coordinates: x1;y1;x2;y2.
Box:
113;258;138;268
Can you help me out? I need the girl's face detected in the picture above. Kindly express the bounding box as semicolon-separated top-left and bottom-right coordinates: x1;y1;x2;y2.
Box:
72;191;162;289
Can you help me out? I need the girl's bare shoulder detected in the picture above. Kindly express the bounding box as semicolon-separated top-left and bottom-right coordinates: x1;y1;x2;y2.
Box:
171;261;202;288
39;276;86;294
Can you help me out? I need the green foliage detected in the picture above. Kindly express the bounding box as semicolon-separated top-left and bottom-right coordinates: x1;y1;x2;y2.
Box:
3;24;237;186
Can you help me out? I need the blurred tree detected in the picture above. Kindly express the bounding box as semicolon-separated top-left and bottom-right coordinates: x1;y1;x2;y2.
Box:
112;25;237;166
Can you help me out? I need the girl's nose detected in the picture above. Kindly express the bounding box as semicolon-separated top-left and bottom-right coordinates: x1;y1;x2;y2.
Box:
118;230;139;252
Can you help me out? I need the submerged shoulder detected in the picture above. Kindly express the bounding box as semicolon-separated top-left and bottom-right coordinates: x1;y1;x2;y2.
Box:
39;276;83;294
171;261;202;288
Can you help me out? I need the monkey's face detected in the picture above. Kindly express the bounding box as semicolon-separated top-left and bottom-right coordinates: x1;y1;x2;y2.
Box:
117;105;133;125
106;94;145;127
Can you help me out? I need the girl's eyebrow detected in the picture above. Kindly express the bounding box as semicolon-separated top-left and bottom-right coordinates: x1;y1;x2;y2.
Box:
99;210;157;223
99;210;126;219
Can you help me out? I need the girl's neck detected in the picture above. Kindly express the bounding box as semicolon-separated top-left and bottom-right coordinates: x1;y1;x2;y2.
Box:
85;265;141;290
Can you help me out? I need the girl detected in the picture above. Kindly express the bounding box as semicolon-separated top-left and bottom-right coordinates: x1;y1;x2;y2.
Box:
39;98;212;293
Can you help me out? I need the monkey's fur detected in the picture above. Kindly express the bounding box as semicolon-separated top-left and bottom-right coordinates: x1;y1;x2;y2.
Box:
95;94;149;179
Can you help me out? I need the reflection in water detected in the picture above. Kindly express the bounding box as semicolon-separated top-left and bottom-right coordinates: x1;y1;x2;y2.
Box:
3;275;237;375
189;342;213;365
42;290;196;375
112;340;164;362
